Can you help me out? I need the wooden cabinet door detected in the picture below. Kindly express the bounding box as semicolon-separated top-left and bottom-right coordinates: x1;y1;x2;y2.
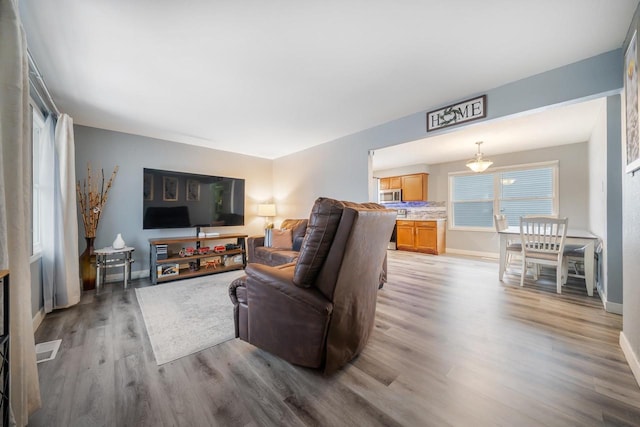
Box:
379;177;390;190
396;222;415;249
389;176;402;189
402;173;428;201
415;222;437;254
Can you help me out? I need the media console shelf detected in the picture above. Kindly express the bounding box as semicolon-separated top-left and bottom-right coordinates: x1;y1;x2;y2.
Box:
149;234;247;284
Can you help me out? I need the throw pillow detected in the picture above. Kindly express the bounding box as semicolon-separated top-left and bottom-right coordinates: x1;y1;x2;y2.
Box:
270;228;293;250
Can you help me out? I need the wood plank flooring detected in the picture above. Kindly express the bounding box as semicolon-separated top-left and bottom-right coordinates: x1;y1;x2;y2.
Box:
29;251;640;426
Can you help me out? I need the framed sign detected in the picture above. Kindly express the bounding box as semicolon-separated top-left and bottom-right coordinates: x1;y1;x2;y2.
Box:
427;95;487;132
625;30;640;174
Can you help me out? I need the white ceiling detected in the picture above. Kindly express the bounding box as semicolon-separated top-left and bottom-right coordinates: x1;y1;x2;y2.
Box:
19;0;638;160
372;97;606;171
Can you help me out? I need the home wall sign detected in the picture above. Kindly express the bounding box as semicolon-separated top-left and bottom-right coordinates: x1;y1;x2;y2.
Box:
427;95;487;132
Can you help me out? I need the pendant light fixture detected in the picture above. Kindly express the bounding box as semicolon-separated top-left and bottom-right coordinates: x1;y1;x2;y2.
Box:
465;141;493;173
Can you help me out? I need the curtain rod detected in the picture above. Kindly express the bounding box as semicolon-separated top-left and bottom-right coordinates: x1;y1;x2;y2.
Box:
27;49;61;117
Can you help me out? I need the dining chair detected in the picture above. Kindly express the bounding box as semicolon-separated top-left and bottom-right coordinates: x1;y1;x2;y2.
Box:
519;216;568;293
494;214;521;270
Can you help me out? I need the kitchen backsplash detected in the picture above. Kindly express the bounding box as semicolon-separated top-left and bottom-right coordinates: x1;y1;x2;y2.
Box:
383;201;447;219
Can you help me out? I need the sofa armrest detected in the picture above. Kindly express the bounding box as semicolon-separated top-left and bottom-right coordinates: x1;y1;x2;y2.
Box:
247;235;265;263
245;263;332;315
244;263;333;367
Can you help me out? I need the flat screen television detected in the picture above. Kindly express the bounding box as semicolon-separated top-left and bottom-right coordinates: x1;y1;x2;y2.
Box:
143;168;245;229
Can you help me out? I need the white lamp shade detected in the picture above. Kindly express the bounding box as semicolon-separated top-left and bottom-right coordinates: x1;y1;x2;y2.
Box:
257;203;276;217
466;159;493;172
465;141;492;172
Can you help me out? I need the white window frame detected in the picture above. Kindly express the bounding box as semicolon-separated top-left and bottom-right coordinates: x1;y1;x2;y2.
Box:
448;160;559;231
31;102;46;256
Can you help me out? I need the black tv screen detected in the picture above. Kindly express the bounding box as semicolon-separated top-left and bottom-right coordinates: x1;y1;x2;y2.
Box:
143;168;245;229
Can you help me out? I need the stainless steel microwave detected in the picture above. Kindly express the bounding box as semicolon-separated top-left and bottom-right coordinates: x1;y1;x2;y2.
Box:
379;189;401;203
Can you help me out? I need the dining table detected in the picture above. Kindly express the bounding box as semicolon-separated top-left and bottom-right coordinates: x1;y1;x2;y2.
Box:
498;226;600;296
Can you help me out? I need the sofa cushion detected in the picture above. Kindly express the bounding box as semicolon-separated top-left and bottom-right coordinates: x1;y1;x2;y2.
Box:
254;246;299;266
271;250;299;265
270;228;293;249
293;198;344;288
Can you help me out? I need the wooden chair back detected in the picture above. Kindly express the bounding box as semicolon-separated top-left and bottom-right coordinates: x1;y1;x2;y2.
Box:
520;216;568;257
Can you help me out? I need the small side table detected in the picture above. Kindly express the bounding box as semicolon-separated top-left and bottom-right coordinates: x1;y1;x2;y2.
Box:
95;246;135;293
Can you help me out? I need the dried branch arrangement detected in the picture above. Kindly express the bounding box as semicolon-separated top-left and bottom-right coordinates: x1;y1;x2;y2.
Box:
76;163;119;238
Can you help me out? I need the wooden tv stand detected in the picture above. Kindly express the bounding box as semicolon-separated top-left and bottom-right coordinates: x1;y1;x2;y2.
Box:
149;233;247;284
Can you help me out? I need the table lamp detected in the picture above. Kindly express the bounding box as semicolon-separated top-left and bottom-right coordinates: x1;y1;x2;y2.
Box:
257;203;276;229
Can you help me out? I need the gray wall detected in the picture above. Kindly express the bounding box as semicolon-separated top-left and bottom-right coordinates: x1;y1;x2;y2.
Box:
74;126;274;277
425;142;589;254
622;3;640;389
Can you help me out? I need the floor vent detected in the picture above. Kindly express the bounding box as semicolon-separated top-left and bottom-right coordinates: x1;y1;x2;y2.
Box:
35;339;62;364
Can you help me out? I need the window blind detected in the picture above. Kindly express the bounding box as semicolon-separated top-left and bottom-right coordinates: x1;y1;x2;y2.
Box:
450;165;556;229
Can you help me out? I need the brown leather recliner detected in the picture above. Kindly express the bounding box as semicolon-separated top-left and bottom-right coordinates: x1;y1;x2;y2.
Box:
246;219;308;266
229;197;396;374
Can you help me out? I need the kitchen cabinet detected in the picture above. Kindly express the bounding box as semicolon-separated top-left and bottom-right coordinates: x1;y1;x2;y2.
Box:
401;173;428;201
379;176;402;190
396;219;445;255
379;173;428;201
396;221;415;248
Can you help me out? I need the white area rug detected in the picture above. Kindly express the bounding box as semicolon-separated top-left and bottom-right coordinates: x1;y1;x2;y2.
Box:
136;270;246;365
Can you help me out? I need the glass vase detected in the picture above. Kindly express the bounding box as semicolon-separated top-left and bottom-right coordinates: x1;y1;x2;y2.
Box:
79;237;96;291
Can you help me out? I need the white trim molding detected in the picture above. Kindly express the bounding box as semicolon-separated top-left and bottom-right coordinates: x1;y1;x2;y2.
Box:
620;332;640;389
32;307;45;332
445;248;499;259
596;286;623;314
604;300;623;315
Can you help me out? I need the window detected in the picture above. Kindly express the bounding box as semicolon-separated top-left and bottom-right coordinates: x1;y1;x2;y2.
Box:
449;161;558;230
31;104;45;255
451;173;494;228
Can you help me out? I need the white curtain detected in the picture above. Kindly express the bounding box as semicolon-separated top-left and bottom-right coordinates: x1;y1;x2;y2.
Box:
41;114;80;312
0;0;42;424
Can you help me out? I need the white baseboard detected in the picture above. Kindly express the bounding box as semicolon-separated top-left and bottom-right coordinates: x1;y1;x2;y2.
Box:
596;286;623;314
604;300;623;315
593;273;624;314
32;307;45;332
445;248;499;259
104;269;149;283
620;332;640;389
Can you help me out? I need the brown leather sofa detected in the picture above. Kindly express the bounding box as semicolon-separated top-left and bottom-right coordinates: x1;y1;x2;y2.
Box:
248;217;388;287
246;219;308;266
229;197;396;374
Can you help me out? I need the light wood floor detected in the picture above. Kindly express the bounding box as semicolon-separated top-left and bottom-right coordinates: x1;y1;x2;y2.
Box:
30;251;640;426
